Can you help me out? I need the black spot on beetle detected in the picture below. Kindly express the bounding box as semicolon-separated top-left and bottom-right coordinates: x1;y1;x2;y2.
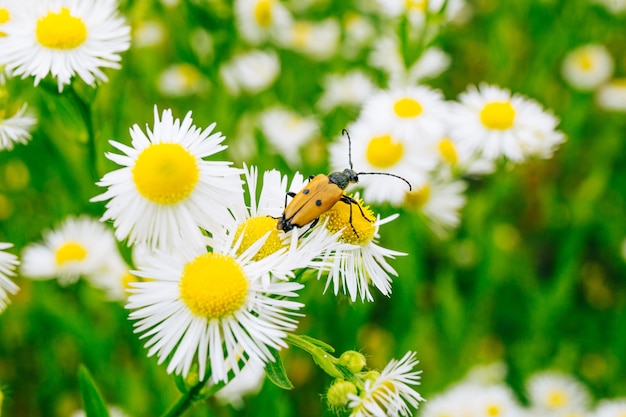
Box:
303;189;310;194
316;199;322;206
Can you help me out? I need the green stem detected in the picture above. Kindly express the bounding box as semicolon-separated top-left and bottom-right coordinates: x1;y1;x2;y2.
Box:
65;85;99;183
160;379;207;417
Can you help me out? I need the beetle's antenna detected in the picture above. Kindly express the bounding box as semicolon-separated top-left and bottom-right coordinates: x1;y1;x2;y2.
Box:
358;172;412;191
342;129;353;170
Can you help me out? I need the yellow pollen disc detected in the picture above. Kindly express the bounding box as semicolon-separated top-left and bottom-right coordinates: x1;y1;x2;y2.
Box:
179;253;249;319
405;0;427;11
486;404;501;416
293;21;312;47
577;53;594;71
480;101;516;130
36;7;88;50
234;216;284;261
254;0;273;28
0;8;9;37
405;184;431;209
121;271;139;290
132;143;200;205
393;97;423;118
321;196;375;245
365;134;404;169
547;390;567;408
55;241;87;266
438;138;458;166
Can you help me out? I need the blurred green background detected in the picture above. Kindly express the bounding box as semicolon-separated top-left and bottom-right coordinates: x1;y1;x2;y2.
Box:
1;0;625;416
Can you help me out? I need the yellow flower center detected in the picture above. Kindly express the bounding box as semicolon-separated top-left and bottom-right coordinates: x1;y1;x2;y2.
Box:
577;51;594;71
322;196;375;245
0;8;9;37
292;21;312;47
234;216;284;261
486;404;501;416
36;7;87;50
480;101;516;130
132;143;200;205
179;253;249;319
55;241;87;266
438;138;458;166
254;0;273;28
405;0;427;11
365;134;404;169
405;184;431;209
121;271;139;290
547;390;567;409
393;97;423;118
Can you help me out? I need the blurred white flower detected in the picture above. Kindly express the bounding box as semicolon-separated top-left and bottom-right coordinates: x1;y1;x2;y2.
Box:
286;18;341;61
0;103;37;151
92;107;242;251
596;78;626;112
157;63;209;97
316;70;379;113
132;20;165;48
526;371;591;416
234;0;292;45
258;106;319;164
0;242;19;313
592;0;626;13
405;179;467;235
591;399;626;417
449;83;566;162
421;382;523;417
215;361;266;408
0;0;131;91
21;216;118;286
220;50;280;95
341;12;376;59
562;44;614;91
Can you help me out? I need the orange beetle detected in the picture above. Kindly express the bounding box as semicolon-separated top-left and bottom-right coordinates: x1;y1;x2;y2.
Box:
277;130;412;235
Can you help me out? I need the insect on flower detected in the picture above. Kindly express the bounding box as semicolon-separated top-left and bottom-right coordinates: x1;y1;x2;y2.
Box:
277;130;412;236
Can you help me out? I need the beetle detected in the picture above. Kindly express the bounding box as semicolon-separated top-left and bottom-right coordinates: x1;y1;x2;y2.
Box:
277;129;412;236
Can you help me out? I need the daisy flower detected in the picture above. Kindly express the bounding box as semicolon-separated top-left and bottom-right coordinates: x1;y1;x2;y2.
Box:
20;215;118;286
316;70;379;113
234;0;292;46
225;165;341;280
317;194;405;302
341;12;376;59
285;18;341;61
434;136;495;178
421;382;523;417
126;229;305;383
219;50;280;96
591;399;626;417
526;371;591;415
596;78;626;112
449;83;566;162
0;242;19;313
132;20;165;48
258;106;319;164
91;106;243;251
404;179;467;235
329;118;437;206
561;44;614;91
347;351;424;417
87;251;135;301
0;0;131;92
0;103;37;151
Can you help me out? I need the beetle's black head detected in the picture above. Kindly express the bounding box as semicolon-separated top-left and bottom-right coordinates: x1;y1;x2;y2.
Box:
328;168;359;190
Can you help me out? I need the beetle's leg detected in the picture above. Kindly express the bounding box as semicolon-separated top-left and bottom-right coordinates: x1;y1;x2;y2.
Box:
308;175;315;182
339;196;361;238
341;195;374;223
304;217;320;234
284;191;296;208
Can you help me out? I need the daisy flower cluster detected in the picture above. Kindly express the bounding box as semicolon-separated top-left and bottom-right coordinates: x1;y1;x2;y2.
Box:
0;0;131;91
561;43;626;112
86;105;423;416
419;364;626;417
327;82;565;235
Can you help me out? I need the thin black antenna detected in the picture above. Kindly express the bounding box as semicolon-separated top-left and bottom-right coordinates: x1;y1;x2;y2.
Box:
341;129;353;170
358;172;413;191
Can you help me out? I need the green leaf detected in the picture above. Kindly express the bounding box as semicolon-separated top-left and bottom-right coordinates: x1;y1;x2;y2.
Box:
265;348;294;390
77;365;110;417
296;335;335;353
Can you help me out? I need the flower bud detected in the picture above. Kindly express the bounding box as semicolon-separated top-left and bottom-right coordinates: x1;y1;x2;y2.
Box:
326;379;358;408
339;350;367;373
